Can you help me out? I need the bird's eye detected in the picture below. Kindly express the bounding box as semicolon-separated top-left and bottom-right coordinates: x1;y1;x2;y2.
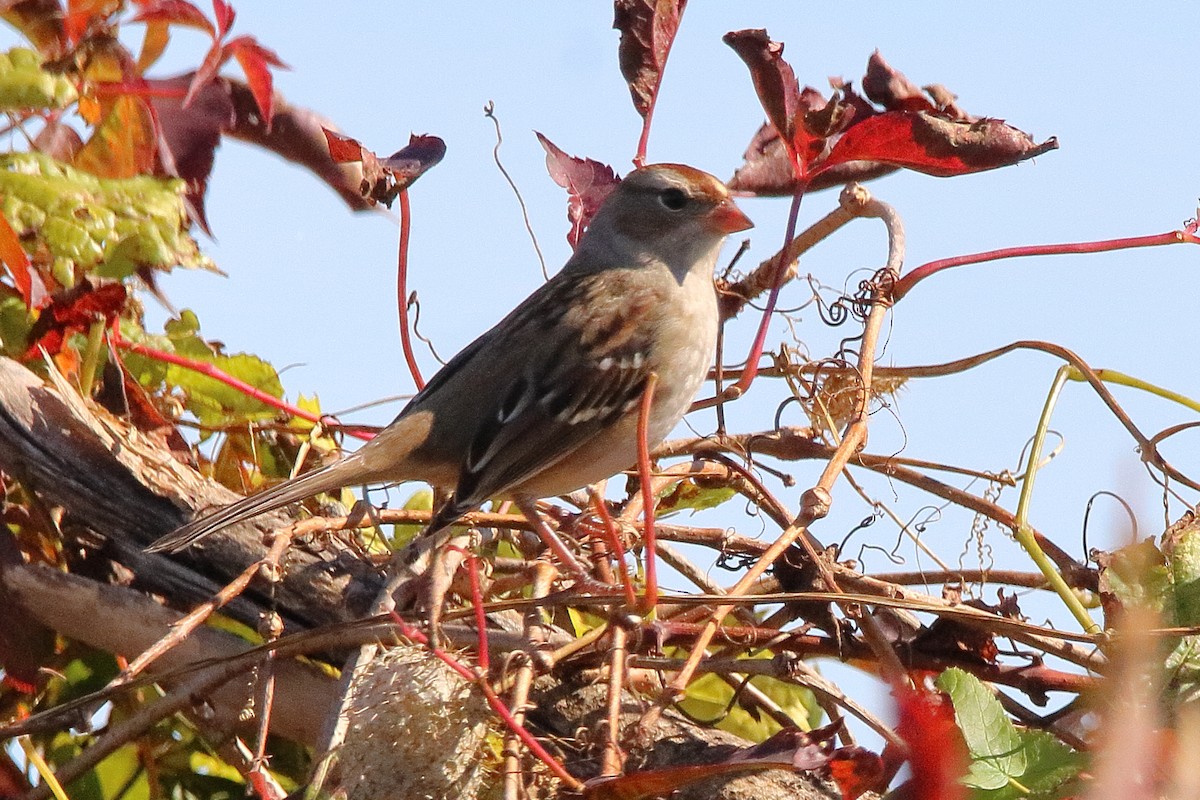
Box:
658;188;688;211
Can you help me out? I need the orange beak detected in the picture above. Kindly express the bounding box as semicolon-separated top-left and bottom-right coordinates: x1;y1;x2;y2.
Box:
710;198;754;234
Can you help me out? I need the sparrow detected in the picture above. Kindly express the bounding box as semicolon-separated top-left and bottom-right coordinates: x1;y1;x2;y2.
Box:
147;163;752;553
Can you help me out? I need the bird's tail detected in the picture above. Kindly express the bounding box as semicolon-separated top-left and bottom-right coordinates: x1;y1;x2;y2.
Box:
145;458;361;553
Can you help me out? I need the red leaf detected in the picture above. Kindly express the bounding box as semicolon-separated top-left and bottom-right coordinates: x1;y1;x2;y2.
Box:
182;39;227;109
722;29;803;172
226;88;372;212
862;50;938;114
24;282;127;357
828;747;885;800
823;111;1058;177
728;725;836;770
129;0;215;37
728;123;898;195
893;686;968;800
226;35;287;129
64;0;119;44
0;209;47;310
211;0;233;37
379;134;447;189
613;0;688;119
535;132;620;249
729;49;1057;195
322;128;365;163
148;72;235;233
74;93;158;178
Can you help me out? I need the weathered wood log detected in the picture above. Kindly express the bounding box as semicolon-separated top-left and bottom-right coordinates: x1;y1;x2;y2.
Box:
0;356;382;631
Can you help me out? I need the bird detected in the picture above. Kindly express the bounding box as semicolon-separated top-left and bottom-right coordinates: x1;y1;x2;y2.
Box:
146;163;752;554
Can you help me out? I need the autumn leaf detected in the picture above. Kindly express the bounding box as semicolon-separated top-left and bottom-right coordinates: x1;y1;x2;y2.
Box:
75;93;157;178
322;130;446;207
613;0;688;119
128;0;217;37
536;132;620;249
24;280;126;357
726;45;1057;195
822;112;1058;177
0;207;45;309
722;29;804;173
225;34;287;129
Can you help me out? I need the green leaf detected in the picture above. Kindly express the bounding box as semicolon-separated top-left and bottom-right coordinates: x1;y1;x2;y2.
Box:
1100;539;1170;615
122;309;285;429
0;292;32;357
656;478;737;515
937;668;1024;790
937;668;1084;799
1166;517;1200;626
0;47;77;110
390;488;433;550
0;151;213;285
676;655;818;743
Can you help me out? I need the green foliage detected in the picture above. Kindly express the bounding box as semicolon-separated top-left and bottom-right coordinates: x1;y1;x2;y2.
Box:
0;47;76;110
1101;539;1171;615
0;292;30;356
391;488;434;549
937;668;1083;799
1099;521;1200;695
0;151;212;285
657;477;737;515
122;310;285;430
676;658;821;742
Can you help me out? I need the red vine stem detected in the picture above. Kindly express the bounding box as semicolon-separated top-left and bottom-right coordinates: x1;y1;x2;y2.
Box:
109;319;372;441
396;189;425;390
589;488;637;608
724;183;806;399
637;373;659;612
467;555;490;672
892;229;1200;301
387;611;581;790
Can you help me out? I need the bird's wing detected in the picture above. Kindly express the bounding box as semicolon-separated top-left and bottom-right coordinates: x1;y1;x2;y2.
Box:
438;271;664;516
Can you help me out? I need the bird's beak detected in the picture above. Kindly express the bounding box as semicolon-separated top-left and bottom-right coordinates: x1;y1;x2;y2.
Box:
710;198;753;234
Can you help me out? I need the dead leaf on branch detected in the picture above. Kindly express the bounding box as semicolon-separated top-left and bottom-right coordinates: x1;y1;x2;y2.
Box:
725;39;1058;195
536;132;620;249
613;0;688;119
322;130;447;207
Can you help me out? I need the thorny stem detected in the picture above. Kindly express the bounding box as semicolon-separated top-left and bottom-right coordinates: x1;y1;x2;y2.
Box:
1015;366;1102;635
892;229;1200;301
396;188;425;390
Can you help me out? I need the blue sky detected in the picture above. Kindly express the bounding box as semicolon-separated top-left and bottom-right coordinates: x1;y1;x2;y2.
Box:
8;2;1197;742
